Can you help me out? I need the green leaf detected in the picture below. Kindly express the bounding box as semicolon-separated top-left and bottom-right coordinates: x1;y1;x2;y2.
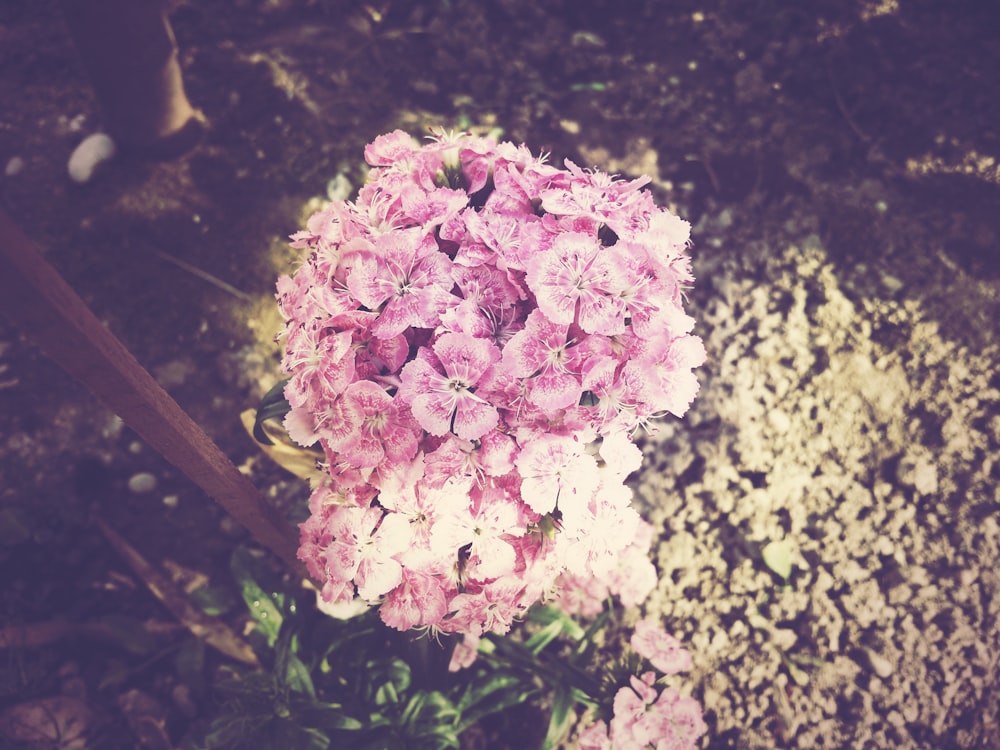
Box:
761;539;794;580
370;658;411;706
524;619;566;655
272;720;330;750
456;673;521;713
455;675;539;732
295;704;364;732
576;609;611;656
230;547;284;647
283;653;316;699
541;683;576;750
253;380;291;445
189;584;237;616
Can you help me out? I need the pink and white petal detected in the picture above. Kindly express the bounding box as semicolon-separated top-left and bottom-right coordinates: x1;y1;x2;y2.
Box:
339;433;385;469
528;372;581;411
381;421;420;464
364;130;417;166
470;536;517;579
345;255;390;310
372;334;410;373
411;393;455;437
324;396;363;450
478;430;518;476
518;473;561;516
283;405;319;447
577;293;626;335
356;556;403;601
452;399;499;441
433;333;500;385
398;356;442;404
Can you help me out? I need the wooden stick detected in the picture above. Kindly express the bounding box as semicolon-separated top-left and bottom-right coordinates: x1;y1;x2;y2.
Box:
0;208;306;579
97;519;260;665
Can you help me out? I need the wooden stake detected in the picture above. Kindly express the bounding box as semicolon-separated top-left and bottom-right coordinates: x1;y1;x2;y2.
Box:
0;208;306;579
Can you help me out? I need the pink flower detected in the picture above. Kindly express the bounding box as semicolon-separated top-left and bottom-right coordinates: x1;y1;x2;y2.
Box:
631;618;693;675
443;578;528;636
281;129;707;640
328;310;409;380
364;129;418;167
557;479;639;578
646;689;707;750
526;230;625;335
538;160;653;237
501;309;583;411
423;431;517;486
346;229;456;339
399;332;501;440
577;719;612;750
379;568;449;631
626;334;706;419
400;183;469;230
320;506;413;602
447;633;481;672
514;434;599;517
322;381;421;469
611;673;661;746
282;325;355;408
430;484;522;580
609;673;706;749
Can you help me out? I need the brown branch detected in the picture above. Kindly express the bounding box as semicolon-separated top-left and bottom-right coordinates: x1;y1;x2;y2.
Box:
0;208;307;580
97;519;259;665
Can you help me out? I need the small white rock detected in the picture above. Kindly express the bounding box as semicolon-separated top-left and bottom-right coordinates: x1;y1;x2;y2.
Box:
863;647;894;678
5;156;25;177
68;133;116;184
881;274;904;293
162;494;179;508
559;119;581;135
127;472;157;494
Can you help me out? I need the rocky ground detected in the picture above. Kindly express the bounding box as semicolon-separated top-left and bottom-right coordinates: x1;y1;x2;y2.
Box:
1;0;999;748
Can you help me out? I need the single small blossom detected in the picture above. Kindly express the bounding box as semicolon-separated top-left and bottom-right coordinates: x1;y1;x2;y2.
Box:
379;568;449;631
526;230;625;335
631;617;693;675
323;381;420;469
447;632;481;672
515;434;600;517
399;332;501;440
346;229;456;338
501;309;583;411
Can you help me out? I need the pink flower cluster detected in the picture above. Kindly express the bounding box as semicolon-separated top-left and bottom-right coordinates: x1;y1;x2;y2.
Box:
578;617;706;749
278;130;705;637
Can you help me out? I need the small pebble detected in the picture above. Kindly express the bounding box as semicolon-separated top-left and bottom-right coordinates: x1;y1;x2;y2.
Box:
162;494;179;508
5;156;25;177
559;119;581;135
67;133;116;184
881;274;904;293
863;647;894;678
127;472;157;494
